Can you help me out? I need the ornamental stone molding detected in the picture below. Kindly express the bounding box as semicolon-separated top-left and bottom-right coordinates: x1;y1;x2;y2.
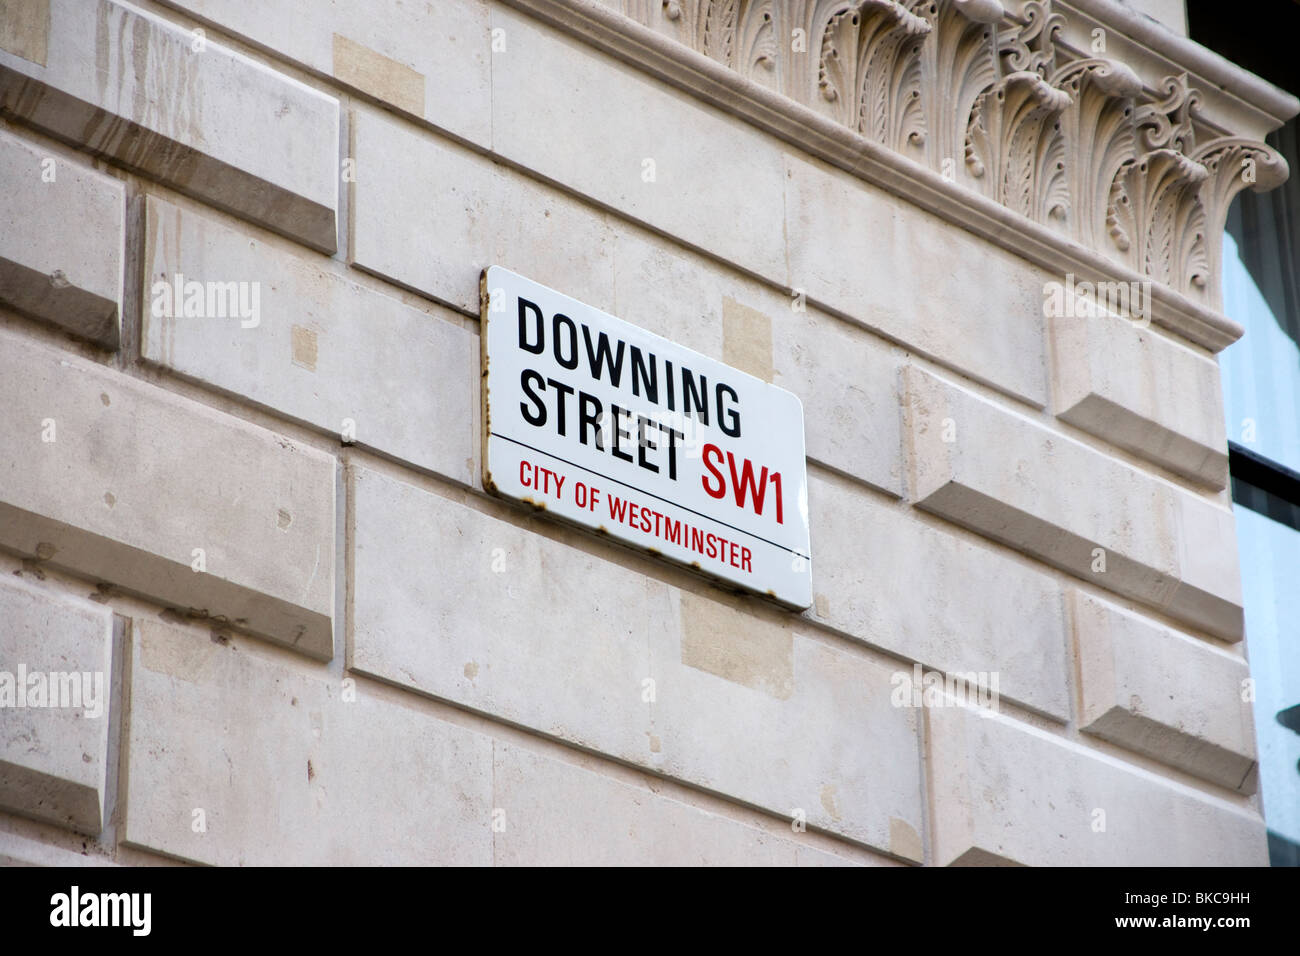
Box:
510;0;1299;350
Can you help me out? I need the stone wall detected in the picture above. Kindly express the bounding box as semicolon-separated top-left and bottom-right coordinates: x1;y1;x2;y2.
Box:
0;0;1293;865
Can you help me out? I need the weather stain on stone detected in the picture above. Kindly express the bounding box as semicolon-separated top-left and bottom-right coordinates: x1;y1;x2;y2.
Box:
307;759;315;781
99;392;110;406
87;583;113;604
331;33;425;116
820;784;841;821
291;325;318;371
680;591;793;699
34;542;56;560
277;509;292;530
103;492;116;507
464;661;479;680
0;0;50;66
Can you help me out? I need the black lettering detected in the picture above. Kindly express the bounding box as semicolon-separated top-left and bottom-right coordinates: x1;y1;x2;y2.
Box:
546;378;575;435
716;382;741;438
583;327;625;386
681;367;709;426
518;298;544;354
553;313;579;370
578;392;605;450
637;417;658;473
661;423;684;480
630;347;658;403
611;404;634;463
520;369;546;426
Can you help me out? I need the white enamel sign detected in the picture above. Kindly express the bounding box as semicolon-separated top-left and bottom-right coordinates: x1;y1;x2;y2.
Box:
481;266;812;608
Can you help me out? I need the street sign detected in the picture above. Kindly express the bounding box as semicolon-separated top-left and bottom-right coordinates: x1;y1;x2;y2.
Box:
481;266;812;608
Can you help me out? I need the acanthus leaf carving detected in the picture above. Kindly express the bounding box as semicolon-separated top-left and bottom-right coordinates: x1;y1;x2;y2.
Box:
1189;137;1290;300
647;0;738;62
1052;58;1142;254
920;0;999;176
736;0;778;83
1109;147;1208;289
966;71;1072;222
815;0;932;152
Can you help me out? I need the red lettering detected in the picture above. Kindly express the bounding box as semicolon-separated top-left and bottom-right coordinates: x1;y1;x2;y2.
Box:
727;453;768;515
701;443;726;499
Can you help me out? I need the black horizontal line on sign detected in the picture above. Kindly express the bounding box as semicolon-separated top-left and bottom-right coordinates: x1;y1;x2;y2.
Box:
490;431;812;562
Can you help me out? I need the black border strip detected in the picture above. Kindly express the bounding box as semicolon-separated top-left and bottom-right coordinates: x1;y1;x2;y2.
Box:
1228;441;1300;507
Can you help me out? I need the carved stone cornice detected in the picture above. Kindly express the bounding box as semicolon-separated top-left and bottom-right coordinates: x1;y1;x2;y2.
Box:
502;0;1298;351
